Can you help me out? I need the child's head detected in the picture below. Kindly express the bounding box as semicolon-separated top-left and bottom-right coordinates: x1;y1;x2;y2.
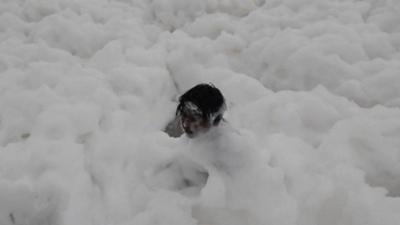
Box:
176;83;226;138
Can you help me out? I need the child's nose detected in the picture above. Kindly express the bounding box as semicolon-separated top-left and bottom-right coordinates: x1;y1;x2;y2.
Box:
182;119;190;128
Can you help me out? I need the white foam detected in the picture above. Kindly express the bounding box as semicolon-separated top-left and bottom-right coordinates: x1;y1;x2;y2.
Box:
1;0;400;224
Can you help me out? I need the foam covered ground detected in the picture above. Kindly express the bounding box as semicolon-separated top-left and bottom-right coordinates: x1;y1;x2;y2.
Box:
1;0;400;224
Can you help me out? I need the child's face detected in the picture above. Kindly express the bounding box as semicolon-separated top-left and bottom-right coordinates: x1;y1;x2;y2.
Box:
179;111;211;138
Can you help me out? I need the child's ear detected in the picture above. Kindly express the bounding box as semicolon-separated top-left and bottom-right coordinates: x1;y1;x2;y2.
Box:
213;115;222;126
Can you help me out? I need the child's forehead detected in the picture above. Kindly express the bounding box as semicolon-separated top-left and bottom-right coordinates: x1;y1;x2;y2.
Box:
182;102;202;116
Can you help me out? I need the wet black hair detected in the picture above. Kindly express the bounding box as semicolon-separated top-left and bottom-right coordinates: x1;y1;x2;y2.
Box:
176;83;225;125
